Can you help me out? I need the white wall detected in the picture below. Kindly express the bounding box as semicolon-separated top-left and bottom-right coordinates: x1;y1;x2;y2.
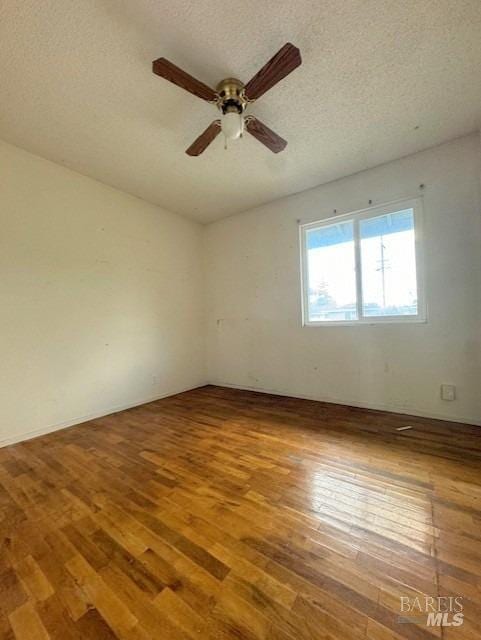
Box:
2;134;480;445
0;141;204;445
205;134;481;424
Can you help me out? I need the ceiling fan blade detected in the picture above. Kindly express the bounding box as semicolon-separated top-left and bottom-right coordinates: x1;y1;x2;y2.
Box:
245;117;287;153
186;120;221;156
244;43;301;101
152;58;217;102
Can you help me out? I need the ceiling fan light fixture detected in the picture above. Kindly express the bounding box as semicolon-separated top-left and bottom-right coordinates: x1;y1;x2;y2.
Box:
152;43;301;155
221;111;244;141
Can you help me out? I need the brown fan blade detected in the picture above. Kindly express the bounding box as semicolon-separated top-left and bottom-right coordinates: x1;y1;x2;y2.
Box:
245;117;287;153
244;43;301;101
152;58;217;102
186;120;221;156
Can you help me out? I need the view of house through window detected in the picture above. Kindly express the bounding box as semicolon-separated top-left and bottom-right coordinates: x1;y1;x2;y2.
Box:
302;201;423;324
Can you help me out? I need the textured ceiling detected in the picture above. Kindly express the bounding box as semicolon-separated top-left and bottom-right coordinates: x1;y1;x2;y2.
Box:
1;1;481;223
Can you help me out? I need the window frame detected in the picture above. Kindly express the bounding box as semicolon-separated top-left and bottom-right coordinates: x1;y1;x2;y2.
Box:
300;198;426;327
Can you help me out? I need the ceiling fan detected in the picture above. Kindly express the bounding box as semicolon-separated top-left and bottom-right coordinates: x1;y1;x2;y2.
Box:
152;43;301;156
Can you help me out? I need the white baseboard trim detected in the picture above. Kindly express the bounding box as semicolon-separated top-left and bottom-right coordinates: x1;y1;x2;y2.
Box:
3;380;479;449
0;383;207;448
208;380;481;427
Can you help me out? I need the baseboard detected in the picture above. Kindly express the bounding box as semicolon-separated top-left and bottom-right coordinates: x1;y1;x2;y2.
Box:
208;380;481;427
3;380;479;449
0;382;207;448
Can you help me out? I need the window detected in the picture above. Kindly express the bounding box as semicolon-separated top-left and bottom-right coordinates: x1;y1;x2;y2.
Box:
300;199;425;325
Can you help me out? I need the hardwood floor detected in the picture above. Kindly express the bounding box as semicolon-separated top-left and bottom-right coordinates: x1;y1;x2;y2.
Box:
1;385;481;640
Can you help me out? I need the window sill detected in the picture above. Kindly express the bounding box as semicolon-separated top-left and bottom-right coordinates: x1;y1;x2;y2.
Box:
303;316;427;327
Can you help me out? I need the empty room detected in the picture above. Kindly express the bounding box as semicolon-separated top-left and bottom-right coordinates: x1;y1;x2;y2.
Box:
1;1;481;638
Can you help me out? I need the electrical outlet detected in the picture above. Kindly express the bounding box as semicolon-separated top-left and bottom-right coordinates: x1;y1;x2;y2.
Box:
441;384;456;401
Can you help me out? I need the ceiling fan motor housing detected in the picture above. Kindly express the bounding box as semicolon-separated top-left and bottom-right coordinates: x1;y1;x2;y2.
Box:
216;78;247;114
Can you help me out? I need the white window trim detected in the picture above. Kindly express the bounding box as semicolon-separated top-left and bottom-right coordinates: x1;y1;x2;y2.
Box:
299;197;427;327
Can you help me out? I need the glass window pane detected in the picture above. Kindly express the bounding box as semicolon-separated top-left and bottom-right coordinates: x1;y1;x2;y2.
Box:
306;221;357;322
359;209;418;317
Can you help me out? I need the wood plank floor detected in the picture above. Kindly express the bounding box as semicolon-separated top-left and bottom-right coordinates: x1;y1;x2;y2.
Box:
1;385;481;640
